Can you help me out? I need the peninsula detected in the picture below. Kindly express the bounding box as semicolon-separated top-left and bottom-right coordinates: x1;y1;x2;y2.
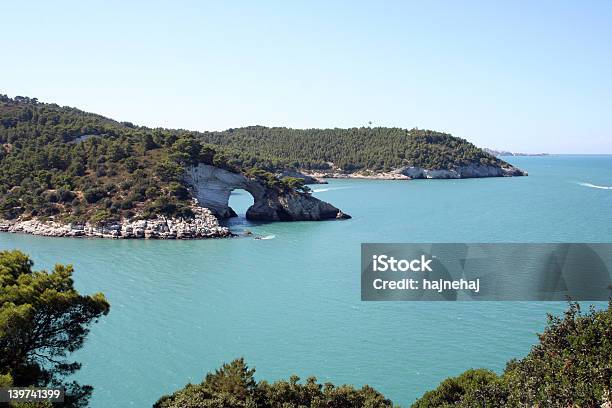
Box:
0;95;525;239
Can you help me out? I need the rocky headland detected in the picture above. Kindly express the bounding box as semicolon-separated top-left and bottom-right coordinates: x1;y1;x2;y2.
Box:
1;163;521;239
1;165;350;239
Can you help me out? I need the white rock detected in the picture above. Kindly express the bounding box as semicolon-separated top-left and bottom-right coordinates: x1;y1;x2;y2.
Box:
0;206;231;240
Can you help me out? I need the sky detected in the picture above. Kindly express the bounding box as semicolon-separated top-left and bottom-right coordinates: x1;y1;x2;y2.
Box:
2;0;611;153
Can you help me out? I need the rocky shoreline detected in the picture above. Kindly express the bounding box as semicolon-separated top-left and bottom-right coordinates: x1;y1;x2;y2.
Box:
0;164;352;240
0;206;232;239
0;163;523;240
302;163;527;181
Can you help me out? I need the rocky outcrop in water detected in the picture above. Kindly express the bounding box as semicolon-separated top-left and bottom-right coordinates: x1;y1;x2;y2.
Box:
0;206;230;239
184;165;350;221
246;189;350;221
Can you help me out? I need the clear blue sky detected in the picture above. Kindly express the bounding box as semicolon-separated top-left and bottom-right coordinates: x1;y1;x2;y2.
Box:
2;1;611;153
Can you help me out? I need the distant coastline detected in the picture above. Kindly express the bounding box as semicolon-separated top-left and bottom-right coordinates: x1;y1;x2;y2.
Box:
298;163;527;182
484;148;549;157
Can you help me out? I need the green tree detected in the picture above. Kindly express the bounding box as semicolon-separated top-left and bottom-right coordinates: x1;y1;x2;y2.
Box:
143;133;158;150
281;177;311;193
411;369;506;407
411;301;612;408
156;160;184;183
504;301;612;407
172;137;202;165
0;250;110;407
154;358;394;408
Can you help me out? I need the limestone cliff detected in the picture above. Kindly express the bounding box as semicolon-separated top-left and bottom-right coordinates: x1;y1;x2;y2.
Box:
183;165;350;221
246;190;350;221
299;162;526;181
394;163;527;179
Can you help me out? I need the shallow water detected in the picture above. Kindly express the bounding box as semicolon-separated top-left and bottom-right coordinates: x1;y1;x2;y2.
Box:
1;155;611;407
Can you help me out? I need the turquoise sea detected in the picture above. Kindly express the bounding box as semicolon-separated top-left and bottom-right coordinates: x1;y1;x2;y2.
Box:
1;155;611;407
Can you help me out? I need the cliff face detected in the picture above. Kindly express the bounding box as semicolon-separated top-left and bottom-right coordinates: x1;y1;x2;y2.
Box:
246;190;350;221
394;163;527;179
183;165;265;218
184;165;350;221
293;163;526;181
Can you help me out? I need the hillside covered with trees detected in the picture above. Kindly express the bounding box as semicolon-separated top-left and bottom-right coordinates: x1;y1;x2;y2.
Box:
200;126;506;173
0;95;510;224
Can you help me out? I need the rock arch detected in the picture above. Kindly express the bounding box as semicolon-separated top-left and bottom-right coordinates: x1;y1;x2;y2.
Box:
183;165;350;221
184;165;264;218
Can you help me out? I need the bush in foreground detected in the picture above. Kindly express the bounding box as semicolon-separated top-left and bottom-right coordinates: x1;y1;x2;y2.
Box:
160;301;612;408
412;301;612;407
154;358;395;408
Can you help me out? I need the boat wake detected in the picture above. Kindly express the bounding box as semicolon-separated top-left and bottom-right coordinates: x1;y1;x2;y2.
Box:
577;182;612;190
256;234;276;240
312;186;351;193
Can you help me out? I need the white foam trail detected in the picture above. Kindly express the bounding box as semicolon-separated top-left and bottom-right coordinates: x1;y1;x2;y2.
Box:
258;234;276;240
578;182;612;190
312;187;351;193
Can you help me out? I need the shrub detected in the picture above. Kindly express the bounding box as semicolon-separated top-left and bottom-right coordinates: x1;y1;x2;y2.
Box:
57;187;76;202
154;359;394;408
90;209;114;225
83;187;106;203
168;183;190;200
157;160;184;182
412;301;612;407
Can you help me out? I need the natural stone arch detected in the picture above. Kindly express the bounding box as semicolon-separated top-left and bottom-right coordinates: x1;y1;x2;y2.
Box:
184;165;264;218
183;164;350;222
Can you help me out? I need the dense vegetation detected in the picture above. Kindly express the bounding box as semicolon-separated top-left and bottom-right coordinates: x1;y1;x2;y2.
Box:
412;301;612;407
0;95;505;223
154;358;395;408
0;250;109;407
0;95;248;223
200;126;506;173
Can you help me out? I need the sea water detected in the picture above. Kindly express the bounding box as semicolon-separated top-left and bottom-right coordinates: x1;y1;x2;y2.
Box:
1;155;611;407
